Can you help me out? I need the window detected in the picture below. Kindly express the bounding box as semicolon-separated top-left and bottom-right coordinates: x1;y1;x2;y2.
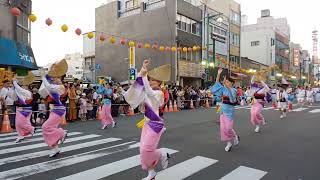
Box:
125;0;140;9
271;38;275;46
230;32;240;47
184;0;201;6
177;14;201;36
230;10;240;26
16;11;30;44
251;41;260;46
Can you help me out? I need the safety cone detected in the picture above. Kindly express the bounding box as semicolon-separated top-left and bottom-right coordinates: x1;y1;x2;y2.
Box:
60;115;67;126
168;101;173;112
190;100;195;110
97;107;102;120
173;100;179;112
1;111;13;133
164;105;169;112
205;99;210;109
288;103;293;111
128;106;135;116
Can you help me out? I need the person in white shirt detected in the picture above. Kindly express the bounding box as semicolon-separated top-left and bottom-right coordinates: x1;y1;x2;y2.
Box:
277;85;289;119
296;86;306;108
306;86;315;105
0;80;15;128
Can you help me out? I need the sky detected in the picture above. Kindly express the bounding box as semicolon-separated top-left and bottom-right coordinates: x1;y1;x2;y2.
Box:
32;0;320;66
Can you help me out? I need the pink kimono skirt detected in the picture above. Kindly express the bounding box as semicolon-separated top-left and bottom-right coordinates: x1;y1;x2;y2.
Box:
15;108;34;137
42;111;65;148
140;123;163;170
250;102;264;126
100;104;114;126
220;113;236;142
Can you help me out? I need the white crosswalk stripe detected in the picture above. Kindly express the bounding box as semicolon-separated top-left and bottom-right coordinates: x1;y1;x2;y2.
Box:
0;132;44;142
0;132;82;147
0;129;42;138
0;132;269;180
309;109;320;113
292;108;308;112
219;166;267;180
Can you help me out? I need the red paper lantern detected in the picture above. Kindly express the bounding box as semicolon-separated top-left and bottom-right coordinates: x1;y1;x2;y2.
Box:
165;46;171;51
120;38;126;45
100;34;107;41
177;47;182;52
152;44;158;49
10;7;21;17
188;47;192;52
75;28;82;36
137;42;143;48
45;18;53;26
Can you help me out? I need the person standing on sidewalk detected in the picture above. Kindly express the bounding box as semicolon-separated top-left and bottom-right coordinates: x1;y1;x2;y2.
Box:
0;80;15;128
39;60;68;158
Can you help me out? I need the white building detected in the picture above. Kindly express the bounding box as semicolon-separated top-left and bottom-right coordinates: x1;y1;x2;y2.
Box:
83;32;96;83
241;10;291;75
64;53;84;80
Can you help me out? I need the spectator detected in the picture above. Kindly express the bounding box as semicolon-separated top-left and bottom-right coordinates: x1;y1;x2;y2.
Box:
31;87;40;125
36;98;47;126
68;84;77;121
0;80;15;128
79;93;87;121
92;87;99;119
86;90;94;120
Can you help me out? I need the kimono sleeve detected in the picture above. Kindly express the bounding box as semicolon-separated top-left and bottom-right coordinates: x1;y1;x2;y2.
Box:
124;76;145;109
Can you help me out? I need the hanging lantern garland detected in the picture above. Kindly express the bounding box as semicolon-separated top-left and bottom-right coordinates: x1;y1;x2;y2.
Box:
99;34;106;41
120;38;126;45
129;41;135;47
29;14;37;22
144;43;151;49
137;42;143;48
61;24;68;32
75;28;82;36
109;36;116;44
45;18;53;26
10;7;21;16
87;32;94;39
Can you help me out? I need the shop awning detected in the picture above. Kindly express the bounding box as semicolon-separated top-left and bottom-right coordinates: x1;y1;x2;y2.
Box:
0;38;38;70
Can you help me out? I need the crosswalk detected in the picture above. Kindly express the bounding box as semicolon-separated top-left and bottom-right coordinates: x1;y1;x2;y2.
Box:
234;104;320;114
0;131;269;180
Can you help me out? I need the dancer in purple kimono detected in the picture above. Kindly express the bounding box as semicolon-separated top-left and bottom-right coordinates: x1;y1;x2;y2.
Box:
124;60;171;180
210;68;240;152
249;75;270;133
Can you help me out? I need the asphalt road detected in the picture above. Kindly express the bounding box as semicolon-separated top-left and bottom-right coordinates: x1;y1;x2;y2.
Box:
0;104;319;180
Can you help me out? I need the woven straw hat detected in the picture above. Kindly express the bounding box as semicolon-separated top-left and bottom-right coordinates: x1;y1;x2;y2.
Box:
48;59;68;78
19;71;35;86
148;64;171;82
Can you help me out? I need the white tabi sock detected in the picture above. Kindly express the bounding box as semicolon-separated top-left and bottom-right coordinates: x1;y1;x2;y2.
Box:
146;169;157;180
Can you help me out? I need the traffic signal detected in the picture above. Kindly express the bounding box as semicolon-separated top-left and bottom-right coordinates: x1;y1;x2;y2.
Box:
129;68;136;80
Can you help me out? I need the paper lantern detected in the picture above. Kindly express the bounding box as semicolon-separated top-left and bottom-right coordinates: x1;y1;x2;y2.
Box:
29;14;37;22
188;47;192;52
177;47;182;52
171;47;177;52
137;42;143;48
10;7;21;17
120;38;126;45
100;34;106;41
61;24;68;32
152;44;158;49
165;46;171;51
45;18;53;26
109;36;116;44
159;46;165;51
182;47;188;53
129;41;135;47
192;46;197;52
75;28;82;36
87;32;94;39
144;43;151;49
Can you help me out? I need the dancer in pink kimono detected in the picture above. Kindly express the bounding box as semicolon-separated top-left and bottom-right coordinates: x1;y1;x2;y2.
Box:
124;60;171;180
39;60;68;158
249;75;270;133
210;68;240;152
13;73;36;143
97;83;116;129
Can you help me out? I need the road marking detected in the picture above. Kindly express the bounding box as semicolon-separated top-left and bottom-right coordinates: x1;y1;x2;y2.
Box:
219;166;267;180
0;132;82;148
150;156;218;180
309;109;320;113
0;132;44;142
0;142;140;180
263;107;273;110
0;134;100;155
57;148;178;180
292;108;308;112
0;137;121;165
0;129;42;138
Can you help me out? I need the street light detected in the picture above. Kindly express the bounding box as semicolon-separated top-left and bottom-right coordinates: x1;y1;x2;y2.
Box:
276;73;283;77
291;76;297;79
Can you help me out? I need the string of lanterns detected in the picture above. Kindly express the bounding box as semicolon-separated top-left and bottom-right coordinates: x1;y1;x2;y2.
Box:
9;7;206;53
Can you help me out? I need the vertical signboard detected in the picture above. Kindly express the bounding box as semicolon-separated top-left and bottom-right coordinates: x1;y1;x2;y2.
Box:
129;47;135;68
293;49;300;67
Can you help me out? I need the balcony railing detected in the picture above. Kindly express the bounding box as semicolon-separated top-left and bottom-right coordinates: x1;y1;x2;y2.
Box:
119;5;141;18
144;0;165;11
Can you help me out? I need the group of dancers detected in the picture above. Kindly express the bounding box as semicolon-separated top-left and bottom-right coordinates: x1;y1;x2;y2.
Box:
3;58;319;180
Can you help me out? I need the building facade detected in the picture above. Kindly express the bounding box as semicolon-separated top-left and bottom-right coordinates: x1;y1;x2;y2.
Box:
64;53;84;80
0;0;38;76
241;10;290;82
83;32;96;83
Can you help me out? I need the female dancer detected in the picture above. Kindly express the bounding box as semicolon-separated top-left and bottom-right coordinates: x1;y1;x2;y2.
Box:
97;83;116;129
306;86;315;106
249;75;270;133
39;60;68;158
13;73;36;143
210;68;240;152
124;60;171;180
277;79;289;119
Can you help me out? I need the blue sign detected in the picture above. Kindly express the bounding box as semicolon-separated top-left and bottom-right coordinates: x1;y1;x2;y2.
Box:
95;63;101;70
0;38;37;69
129;68;137;80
